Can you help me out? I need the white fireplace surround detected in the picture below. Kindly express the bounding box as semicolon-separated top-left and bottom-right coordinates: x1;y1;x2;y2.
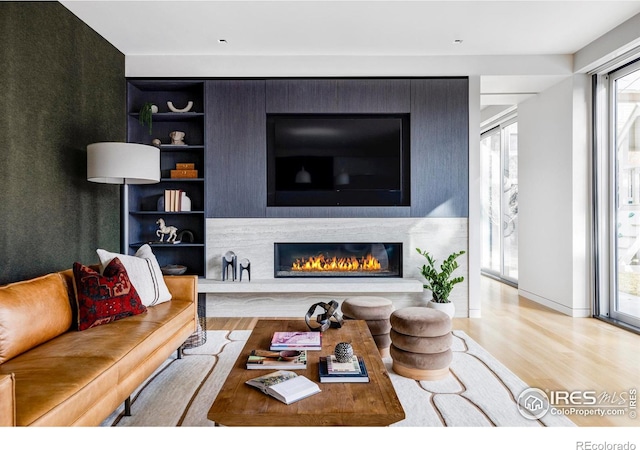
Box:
204;217;469;317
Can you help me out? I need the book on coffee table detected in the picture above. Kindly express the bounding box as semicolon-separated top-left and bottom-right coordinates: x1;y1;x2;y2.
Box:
327;355;361;374
270;331;322;351
245;370;321;404
319;356;369;383
246;349;308;370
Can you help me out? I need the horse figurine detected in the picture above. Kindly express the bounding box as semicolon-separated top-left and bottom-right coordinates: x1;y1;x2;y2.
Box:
156;218;178;243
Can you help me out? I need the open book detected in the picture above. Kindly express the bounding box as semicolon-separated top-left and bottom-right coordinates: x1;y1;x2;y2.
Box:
245;370;321;405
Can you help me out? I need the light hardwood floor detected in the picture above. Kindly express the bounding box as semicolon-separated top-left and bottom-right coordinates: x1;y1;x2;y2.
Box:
208;276;640;427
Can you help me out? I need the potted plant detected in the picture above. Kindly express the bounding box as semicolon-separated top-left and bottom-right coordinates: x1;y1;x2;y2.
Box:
416;248;466;318
139;102;157;135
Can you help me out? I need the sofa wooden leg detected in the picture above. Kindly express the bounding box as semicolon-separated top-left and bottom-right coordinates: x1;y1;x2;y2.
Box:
124;397;132;416
177;346;184;359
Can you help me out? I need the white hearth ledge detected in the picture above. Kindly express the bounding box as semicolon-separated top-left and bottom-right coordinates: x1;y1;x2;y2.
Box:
198;278;423;294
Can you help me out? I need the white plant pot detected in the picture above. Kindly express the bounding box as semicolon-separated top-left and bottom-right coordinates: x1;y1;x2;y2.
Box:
427;299;455;319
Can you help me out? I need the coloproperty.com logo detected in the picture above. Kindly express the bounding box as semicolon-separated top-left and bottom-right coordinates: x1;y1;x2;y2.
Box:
517;387;637;420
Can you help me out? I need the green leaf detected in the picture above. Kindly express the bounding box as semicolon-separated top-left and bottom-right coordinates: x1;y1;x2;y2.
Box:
415;249;466;302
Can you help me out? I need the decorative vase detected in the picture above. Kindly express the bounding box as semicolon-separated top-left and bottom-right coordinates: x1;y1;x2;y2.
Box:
180;192;191;212
334;342;353;363
427;299;455;319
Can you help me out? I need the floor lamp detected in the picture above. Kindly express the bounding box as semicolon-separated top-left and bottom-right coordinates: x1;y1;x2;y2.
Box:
87;142;160;253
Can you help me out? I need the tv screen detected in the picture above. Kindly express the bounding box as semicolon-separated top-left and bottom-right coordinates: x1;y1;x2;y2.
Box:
267;114;410;207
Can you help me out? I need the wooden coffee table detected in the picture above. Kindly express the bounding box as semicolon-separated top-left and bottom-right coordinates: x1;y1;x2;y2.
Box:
207;319;405;426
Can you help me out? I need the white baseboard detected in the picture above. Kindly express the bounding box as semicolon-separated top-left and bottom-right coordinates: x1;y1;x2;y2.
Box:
468;308;482;318
518;289;592;318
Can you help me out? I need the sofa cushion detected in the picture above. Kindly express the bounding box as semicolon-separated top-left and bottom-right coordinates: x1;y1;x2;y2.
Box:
97;244;171;307
0;273;73;364
73;258;147;331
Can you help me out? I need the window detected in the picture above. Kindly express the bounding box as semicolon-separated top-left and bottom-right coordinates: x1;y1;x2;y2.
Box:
480;115;518;285
593;57;640;331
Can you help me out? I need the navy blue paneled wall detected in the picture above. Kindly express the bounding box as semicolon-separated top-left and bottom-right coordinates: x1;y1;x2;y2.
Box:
0;2;125;284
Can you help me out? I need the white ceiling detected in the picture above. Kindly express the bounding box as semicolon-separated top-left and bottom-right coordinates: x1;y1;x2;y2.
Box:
60;0;640;107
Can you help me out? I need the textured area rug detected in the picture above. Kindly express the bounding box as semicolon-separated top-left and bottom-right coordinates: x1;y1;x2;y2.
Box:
101;330;574;427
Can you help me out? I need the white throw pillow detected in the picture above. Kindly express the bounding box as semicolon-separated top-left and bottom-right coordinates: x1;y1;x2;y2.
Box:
96;244;172;307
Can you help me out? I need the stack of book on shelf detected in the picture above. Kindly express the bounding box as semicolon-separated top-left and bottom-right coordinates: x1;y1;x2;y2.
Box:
164;189;186;212
318;355;369;383
245;370;321;405
270;331;322;351
246;349;308;370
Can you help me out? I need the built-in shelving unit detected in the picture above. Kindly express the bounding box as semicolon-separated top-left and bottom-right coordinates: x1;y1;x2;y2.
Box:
126;80;206;276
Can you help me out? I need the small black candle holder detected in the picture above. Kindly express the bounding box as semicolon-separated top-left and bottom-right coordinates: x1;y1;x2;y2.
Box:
222;251;237;281
238;258;251;282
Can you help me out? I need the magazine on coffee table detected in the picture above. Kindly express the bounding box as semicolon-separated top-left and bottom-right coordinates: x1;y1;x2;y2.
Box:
270;331;322;351
246;370;321;404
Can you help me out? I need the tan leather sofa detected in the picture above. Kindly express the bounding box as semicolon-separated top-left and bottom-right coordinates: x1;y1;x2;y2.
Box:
0;269;198;426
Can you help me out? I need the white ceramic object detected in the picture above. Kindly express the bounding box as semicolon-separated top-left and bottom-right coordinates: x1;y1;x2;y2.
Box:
169;130;186;145
167;101;193;113
180;192;191;212
427;299;455;319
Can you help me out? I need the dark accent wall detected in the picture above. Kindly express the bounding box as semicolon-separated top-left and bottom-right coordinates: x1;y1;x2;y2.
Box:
0;3;125;284
204;77;469;218
410;78;469;217
207;80;267;217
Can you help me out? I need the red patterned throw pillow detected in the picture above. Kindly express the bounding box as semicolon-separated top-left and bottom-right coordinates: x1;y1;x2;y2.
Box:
73;257;147;331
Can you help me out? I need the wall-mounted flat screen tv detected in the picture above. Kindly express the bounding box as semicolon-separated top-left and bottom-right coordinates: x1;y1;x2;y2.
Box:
267;114;410;207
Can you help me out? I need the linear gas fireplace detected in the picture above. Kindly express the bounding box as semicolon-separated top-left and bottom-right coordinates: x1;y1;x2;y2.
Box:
274;243;402;278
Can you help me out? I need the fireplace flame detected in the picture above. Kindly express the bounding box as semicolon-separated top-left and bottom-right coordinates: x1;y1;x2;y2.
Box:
292;254;382;272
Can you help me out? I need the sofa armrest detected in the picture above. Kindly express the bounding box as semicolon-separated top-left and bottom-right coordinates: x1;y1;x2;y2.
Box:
0;373;16;426
164;275;199;333
163;275;198;304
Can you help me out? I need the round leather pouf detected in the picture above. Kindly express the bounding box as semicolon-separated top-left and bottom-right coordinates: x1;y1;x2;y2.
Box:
391;360;450;381
390;345;453;370
341;297;394;320
365;318;392;335
372;333;392;349
390;307;451;338
390;329;452;354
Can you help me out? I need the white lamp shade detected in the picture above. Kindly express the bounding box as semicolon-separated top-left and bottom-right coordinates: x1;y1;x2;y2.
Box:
87;142;160;184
